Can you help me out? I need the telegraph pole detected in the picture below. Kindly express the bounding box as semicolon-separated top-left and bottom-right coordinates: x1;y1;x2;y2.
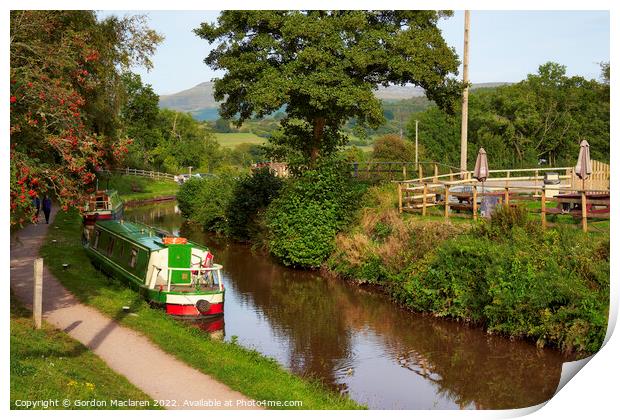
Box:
460;10;471;178
415;120;419;165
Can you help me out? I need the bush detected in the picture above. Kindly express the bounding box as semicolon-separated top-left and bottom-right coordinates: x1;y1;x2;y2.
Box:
177;175;236;233
391;227;609;354
372;134;415;162
329;185;609;354
265;158;367;268
225;168;284;241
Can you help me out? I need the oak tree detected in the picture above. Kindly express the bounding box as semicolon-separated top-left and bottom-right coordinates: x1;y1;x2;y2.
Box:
195;11;462;166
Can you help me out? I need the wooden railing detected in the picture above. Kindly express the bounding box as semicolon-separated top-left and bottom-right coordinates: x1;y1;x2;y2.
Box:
351;161;461;181
100;168;177;181
396;160;610;233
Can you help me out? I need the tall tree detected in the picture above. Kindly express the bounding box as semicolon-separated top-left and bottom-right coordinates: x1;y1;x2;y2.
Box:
10;11;162;225
195;11;462;166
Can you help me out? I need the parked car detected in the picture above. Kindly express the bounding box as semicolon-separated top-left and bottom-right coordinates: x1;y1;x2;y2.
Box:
174;174;191;184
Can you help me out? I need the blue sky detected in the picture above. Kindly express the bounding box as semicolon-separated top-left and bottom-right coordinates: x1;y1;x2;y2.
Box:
99;10;610;95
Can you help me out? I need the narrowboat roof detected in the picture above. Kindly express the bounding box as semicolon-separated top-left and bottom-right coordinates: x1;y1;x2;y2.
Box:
96;220;168;251
95;220;207;253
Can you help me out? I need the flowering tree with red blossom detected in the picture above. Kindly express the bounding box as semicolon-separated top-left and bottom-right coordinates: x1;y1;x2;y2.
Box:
10;11;162;225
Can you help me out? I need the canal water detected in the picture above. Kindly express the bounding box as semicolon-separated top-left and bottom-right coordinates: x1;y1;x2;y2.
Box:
125;201;573;410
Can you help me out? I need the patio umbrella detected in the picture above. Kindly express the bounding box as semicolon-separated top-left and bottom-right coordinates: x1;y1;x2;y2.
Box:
473;148;489;216
473;148;489;182
574;139;592;190
575;139;592;180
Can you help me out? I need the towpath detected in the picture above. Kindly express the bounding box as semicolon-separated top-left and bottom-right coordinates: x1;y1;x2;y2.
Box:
10;208;257;410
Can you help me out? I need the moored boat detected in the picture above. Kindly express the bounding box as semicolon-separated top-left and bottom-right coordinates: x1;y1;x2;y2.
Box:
84;220;224;318
83;190;124;225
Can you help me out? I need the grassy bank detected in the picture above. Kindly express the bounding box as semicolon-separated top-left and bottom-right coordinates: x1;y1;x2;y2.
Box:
328;185;610;355
10;296;155;410
99;174;178;202
40;210;363;410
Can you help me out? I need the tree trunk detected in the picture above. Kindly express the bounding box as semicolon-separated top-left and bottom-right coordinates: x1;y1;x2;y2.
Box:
310;117;325;167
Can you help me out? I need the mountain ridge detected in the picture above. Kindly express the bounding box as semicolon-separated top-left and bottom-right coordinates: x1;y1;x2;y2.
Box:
159;81;510;119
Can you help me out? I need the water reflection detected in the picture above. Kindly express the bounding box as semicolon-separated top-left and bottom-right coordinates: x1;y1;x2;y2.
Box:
125;202;572;409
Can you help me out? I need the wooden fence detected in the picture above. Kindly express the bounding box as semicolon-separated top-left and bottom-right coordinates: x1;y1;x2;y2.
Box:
351;161;461;181
101;168;177;181
396;160;610;233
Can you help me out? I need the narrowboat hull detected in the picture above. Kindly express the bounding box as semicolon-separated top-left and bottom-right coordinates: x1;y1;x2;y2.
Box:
84;220;225;318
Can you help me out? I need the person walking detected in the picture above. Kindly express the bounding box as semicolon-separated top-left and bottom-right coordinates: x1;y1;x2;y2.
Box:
32;196;41;222
42;195;52;224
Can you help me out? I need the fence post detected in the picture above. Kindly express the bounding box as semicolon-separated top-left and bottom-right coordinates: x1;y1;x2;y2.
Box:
126;167;129;175
398;183;403;214
581;190;588;233
505;170;510;187
402;164;407;180
33;258;43;329
472;185;478;221
433;164;439;183
504;187;510;205
422;183;428;216
418;164;423;181
444;185;450;219
541;186;546;229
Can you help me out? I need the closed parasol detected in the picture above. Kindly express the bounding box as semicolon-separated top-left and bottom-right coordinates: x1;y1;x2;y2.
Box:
574;139;592;181
473;148;489;182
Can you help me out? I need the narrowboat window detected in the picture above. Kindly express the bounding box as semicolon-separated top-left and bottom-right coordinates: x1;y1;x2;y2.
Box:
129;248;138;268
107;238;115;257
93;230;100;249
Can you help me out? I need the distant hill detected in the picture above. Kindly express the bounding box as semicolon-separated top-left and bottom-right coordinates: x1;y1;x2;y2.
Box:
159;81;511;121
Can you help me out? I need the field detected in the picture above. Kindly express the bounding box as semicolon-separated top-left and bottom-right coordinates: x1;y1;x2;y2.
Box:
213;132;266;148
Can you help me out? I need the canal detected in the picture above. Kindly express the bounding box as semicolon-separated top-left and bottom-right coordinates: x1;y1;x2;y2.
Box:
125;200;573;410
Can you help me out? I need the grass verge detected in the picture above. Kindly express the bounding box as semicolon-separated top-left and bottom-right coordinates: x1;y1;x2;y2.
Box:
99;174;179;202
10;295;155;410
40;210;363;410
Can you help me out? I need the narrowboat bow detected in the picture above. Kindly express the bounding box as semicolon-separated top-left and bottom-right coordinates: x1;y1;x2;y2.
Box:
84;220;224;318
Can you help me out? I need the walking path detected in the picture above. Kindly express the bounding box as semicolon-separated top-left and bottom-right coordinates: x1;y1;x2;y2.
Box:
10;208;257;410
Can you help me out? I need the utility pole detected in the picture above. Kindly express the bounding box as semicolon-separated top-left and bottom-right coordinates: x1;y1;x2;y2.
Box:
460;10;471;178
415;120;419;165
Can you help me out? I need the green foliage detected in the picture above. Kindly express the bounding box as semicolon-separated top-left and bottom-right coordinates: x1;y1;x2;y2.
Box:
226;168;284;241
196;11;462;165
329;187;609;354
372;134;416;162
177;175;236;233
266;159;367;267
407;62;610;168
10;11;162;225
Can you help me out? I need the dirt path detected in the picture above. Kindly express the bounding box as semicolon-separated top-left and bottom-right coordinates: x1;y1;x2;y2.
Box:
10;208;258;410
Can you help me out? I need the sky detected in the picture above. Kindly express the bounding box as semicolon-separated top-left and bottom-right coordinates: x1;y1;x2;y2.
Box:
98;10;610;95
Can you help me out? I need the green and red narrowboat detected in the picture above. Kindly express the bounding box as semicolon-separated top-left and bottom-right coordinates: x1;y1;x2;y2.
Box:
84;220;224;318
83;190;124;225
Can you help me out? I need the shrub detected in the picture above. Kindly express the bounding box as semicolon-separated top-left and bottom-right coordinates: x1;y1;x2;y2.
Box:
265;158;367;268
177;175;236;233
225;168;284;241
372;134;415;162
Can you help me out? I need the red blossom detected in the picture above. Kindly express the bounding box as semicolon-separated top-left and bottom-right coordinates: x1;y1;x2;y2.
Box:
10;96;17;103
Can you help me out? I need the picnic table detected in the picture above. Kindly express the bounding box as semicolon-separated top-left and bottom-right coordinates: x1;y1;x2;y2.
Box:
545;193;610;219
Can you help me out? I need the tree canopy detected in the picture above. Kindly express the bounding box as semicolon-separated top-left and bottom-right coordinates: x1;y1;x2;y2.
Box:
407;62;610;168
10;11;162;225
195;10;462;166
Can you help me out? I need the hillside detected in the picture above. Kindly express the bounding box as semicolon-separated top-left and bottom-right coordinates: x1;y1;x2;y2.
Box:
159;81;510;121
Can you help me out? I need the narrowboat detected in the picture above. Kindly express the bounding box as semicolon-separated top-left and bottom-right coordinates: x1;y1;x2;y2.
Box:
84;220;224;318
83;190;124;225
